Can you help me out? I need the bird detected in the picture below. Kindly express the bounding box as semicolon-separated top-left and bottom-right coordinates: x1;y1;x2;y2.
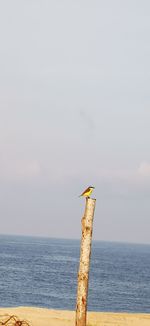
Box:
79;186;95;198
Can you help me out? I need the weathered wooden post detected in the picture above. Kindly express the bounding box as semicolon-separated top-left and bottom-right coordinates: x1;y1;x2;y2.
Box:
75;197;96;326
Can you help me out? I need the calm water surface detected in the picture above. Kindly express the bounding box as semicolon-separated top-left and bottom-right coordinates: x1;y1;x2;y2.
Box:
0;235;150;312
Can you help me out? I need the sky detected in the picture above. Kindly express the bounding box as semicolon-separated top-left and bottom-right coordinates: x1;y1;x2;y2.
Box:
0;1;150;244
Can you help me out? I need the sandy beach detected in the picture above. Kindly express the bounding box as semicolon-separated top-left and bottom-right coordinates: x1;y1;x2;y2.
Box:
0;307;150;326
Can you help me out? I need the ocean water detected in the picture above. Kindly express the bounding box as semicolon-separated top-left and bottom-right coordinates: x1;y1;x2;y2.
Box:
0;235;150;312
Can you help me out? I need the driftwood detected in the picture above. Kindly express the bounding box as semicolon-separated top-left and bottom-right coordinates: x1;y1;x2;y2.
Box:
0;315;31;326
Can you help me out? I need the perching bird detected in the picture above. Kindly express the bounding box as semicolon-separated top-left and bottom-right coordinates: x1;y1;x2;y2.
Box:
79;186;95;198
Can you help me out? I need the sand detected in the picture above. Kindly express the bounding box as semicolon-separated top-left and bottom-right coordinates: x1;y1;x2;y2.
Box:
0;307;150;326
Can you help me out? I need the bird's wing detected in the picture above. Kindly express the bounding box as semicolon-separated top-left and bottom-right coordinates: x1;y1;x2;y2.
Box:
80;187;90;196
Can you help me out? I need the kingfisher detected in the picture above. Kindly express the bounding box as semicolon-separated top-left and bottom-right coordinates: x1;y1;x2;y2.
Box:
79;186;95;198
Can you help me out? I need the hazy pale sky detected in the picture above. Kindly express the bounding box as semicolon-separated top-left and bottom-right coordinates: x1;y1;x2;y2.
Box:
0;1;150;244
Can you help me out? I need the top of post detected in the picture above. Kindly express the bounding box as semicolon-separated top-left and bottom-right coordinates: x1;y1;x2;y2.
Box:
86;197;96;203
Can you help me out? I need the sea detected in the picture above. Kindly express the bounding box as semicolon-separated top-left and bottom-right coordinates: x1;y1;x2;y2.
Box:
0;235;150;313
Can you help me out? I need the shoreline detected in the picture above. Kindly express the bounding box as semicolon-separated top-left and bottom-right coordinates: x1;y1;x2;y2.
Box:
0;307;150;326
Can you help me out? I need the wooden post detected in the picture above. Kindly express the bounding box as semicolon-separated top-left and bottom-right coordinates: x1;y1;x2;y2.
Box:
76;197;96;326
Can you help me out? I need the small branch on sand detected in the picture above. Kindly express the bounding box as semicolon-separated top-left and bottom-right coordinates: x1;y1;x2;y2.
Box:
0;315;31;326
